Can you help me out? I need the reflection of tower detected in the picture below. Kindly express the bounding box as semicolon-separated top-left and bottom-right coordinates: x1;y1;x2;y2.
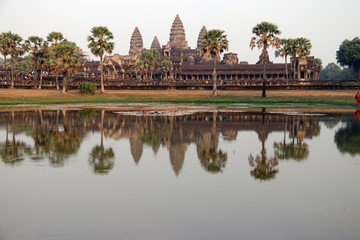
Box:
169;143;187;176
130;137;143;165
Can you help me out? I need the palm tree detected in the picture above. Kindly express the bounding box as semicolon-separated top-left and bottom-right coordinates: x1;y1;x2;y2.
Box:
7;32;25;88
275;38;292;80
0;32;11;82
201;29;228;95
313;58;323;80
250;22;281;97
47;32;65;90
295;38;312;80
161;60;173;80
138;50;161;80
49;40;80;94
87;26;115;93
26;36;48;89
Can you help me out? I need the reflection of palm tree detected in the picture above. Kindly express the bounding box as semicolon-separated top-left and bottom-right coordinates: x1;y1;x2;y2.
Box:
274;142;309;161
89;109;115;174
249;108;279;181
198;147;227;173
89;145;114;174
197;112;228;173
31;110;82;166
248;153;278;181
0;112;31;165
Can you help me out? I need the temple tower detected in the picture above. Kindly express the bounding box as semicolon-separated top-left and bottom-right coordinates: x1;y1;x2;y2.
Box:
197;26;207;49
169;14;188;49
129;27;143;56
150;36;161;51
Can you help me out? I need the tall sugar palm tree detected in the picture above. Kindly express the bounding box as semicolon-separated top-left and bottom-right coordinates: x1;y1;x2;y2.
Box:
295;38;312;80
275;38;291;80
0;32;11;82
161;60;173;80
7;32;24;88
201;29;228;95
47;32;65;90
250;22;281;97
87;26;114;93
26;36;46;89
138;50;160;80
49;40;80;94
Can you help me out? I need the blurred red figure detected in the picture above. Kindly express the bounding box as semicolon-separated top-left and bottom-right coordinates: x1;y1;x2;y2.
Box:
356;92;360;104
355;110;360;120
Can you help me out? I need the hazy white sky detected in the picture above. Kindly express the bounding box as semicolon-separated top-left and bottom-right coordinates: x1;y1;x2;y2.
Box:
0;0;359;66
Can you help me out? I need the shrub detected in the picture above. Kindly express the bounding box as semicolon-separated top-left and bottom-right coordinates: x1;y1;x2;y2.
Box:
78;82;97;95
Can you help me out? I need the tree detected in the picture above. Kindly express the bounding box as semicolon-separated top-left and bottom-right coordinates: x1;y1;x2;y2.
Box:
275;38;291;80
47;32;65;90
336;37;360;81
137;50;161;80
320;62;355;80
250;22;281;97
0;32;11;82
6;32;25;88
295;38;312;80
14;55;32;79
26;36;49;89
87;26;115;93
49;40;80;94
201;29;228;95
160;60;173;80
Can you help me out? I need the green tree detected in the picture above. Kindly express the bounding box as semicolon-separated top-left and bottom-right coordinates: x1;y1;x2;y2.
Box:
250;22;281;97
47;31;65;90
49;40;80;94
14;55;32;78
160;60;173;80
0;32;11;82
295;38;312;80
137;50;161;80
320;62;356;80
275;38;292;79
26;36;49;89
336;37;360;81
87;26;115;93
201;29;228;95
6;32;25;88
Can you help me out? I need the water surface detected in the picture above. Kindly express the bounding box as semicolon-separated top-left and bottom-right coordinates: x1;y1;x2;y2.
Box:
0;107;359;240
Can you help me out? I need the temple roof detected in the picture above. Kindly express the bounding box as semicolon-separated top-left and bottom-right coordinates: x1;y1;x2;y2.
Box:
197;26;207;49
129;27;143;56
169;14;188;49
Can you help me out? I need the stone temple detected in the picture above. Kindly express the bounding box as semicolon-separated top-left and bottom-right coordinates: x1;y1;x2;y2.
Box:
80;15;320;82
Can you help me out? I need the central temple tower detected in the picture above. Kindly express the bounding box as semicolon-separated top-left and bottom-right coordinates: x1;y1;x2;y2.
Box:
169;14;188;49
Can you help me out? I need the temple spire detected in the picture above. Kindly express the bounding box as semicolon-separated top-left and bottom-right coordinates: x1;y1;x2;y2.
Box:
151;36;161;51
169;14;188;49
197;26;207;49
129;27;143;56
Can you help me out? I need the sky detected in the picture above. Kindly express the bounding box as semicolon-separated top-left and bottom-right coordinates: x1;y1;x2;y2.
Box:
0;0;359;66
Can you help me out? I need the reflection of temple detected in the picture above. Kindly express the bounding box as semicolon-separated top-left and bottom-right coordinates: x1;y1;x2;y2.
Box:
0;109;325;175
79;15;320;82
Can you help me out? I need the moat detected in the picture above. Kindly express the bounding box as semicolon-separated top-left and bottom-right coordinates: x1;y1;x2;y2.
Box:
0;106;359;240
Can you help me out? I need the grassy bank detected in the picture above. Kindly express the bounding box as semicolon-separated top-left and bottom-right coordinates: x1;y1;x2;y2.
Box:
0;96;356;107
0;89;358;107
